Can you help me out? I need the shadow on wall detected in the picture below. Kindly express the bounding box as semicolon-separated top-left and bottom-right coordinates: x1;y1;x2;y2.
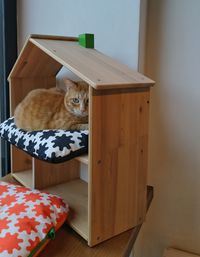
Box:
136;0;200;257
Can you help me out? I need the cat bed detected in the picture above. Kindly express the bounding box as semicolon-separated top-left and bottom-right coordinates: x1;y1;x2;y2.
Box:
0;181;68;257
0;117;88;163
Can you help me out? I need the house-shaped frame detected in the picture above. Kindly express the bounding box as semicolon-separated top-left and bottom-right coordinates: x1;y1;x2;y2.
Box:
8;34;154;246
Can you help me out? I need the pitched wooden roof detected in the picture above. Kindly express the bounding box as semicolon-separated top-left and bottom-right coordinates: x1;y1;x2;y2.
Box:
9;34;154;90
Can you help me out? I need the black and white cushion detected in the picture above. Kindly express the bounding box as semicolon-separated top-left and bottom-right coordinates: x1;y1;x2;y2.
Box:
0;117;88;163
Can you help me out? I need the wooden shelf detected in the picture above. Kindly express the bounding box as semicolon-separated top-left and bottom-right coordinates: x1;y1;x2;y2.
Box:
75;154;88;165
11;170;88;240
1;175;154;257
44;179;88;240
12;170;32;188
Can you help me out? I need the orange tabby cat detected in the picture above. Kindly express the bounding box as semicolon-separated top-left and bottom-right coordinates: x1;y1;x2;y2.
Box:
14;79;89;131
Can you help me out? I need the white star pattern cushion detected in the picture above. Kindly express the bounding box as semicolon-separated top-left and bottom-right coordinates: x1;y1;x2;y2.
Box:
0;181;68;257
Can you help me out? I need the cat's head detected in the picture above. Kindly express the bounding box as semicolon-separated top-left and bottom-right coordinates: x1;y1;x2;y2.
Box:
63;79;89;118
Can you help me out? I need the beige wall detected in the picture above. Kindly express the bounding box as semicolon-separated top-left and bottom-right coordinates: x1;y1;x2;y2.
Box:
134;0;200;256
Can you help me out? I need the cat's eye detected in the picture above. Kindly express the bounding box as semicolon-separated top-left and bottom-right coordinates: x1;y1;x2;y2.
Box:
72;98;79;104
86;99;89;104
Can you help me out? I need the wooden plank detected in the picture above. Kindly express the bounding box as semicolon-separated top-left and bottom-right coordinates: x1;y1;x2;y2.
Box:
9;77;56;114
1;174;19;184
88;88;150;246
33;158;80;189
44;179;88;241
12;169;33;188
163;248;200;257
30;34;78;41
11;146;32;174
75;154;88;165
0;174;153;257
8;40;62;79
88;87;93;244
29;38;154;89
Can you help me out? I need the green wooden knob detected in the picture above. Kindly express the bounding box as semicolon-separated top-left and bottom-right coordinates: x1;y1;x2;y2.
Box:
79;33;94;48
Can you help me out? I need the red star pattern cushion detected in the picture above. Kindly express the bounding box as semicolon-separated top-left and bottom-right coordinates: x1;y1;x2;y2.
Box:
0;181;68;257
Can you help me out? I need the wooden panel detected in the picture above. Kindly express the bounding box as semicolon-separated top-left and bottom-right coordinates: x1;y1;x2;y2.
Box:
75;154;88;165
9;77;56;114
33;158;80;189
89;88;150;246
29;38;154;89
8;40;62;79
11;146;32;174
45;179;88;241
12;169;33;188
30;34;78;41
163;248;200;257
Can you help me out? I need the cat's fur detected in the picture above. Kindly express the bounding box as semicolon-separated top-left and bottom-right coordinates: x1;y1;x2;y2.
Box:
14;79;89;131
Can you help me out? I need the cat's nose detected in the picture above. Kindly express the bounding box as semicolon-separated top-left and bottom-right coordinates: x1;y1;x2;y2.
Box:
80;104;86;112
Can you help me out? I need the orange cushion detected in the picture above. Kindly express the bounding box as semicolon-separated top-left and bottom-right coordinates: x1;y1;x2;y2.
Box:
0;181;68;257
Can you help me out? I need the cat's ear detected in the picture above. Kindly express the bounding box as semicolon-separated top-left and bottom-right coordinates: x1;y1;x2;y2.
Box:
63;79;77;91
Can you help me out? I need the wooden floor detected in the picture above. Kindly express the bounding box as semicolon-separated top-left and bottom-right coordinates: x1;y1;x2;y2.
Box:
0;174;153;257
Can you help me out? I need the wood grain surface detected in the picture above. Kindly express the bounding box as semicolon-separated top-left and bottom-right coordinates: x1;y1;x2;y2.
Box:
0;174;153;257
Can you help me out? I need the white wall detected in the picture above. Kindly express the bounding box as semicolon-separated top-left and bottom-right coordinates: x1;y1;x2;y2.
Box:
134;1;200;256
17;0;141;69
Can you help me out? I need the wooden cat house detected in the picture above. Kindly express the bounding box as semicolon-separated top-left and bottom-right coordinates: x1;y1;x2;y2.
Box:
8;34;154;246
